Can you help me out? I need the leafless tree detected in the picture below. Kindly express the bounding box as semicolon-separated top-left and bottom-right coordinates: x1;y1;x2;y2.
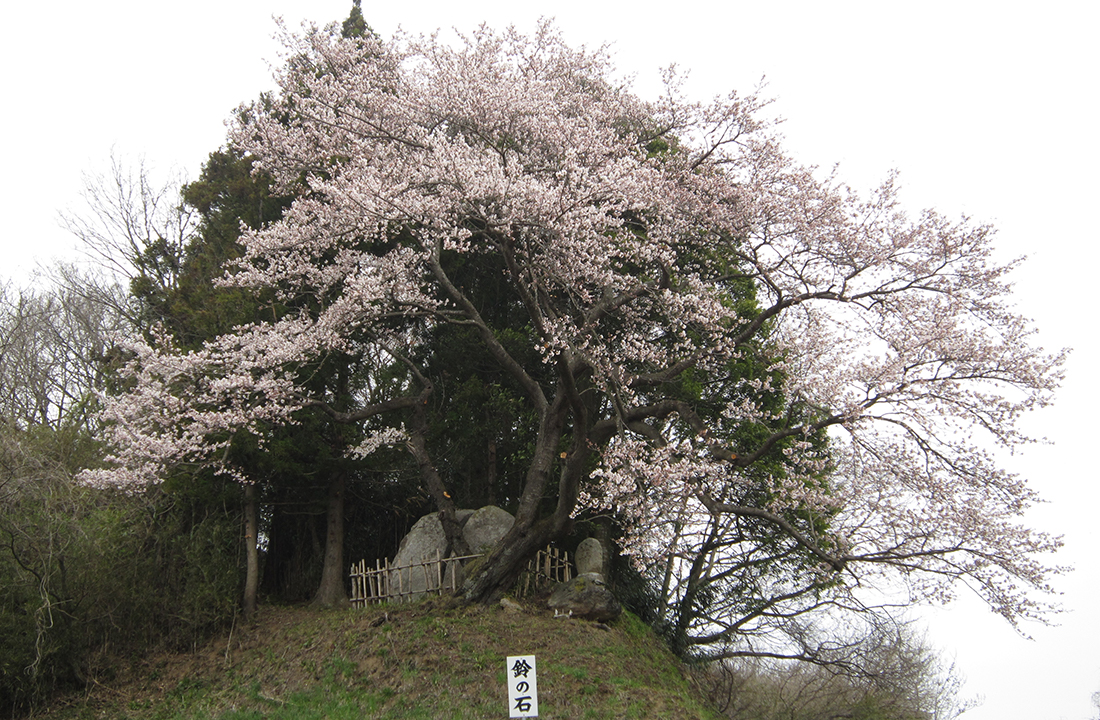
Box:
0;277;127;431
59;153;195;292
700;618;977;720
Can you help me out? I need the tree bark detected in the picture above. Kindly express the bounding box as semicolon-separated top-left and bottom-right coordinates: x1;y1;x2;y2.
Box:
594;516;614;582
243;483;259;619
462;373;596;603
407;400;472;557
463;517;559;603
486;438;497;507
311;471;349;607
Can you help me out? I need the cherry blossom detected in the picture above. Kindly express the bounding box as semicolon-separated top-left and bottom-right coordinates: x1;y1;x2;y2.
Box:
90;20;1065;643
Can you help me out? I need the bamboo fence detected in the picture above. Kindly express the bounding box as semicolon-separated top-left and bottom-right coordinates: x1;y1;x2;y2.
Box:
350;545;572;606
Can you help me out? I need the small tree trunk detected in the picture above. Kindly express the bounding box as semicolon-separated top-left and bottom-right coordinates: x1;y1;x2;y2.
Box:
594;516;614;581
243;483;259;619
407;402;471;557
312;471;349;607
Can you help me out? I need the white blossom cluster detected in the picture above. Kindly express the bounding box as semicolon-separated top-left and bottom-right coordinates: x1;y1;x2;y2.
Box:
90;21;1065;630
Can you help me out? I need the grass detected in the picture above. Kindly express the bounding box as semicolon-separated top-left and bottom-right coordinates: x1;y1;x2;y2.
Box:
36;599;722;720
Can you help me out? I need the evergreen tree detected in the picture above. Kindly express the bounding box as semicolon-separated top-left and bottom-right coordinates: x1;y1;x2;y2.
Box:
341;0;375;40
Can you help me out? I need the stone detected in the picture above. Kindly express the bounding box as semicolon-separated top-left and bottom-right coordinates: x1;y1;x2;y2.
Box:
547;572;622;622
389;509;475;598
392;513;446;567
462;505;515;553
574;537;604;577
385;506;513;600
500;597;525;613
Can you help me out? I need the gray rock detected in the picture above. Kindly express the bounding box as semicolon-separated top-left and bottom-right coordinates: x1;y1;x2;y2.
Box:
574;537;604;577
547;572;622;622
390;513;448;598
393;513;444;565
500;597;525;613
390;509;475;598
462;505;515;553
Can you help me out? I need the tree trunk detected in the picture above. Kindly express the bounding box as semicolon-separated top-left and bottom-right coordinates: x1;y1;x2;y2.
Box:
311;471;349;607
594;516;614;581
407;402;471;557
463;389;592;603
463;512;570;603
486;438;497;507
243;483;259;619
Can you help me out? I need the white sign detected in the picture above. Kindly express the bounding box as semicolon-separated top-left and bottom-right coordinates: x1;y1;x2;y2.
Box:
506;655;538;718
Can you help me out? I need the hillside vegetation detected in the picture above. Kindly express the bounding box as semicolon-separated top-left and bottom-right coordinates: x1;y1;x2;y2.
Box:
37;600;721;720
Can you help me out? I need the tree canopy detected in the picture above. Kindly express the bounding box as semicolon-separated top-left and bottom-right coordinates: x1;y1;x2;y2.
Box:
87;20;1065;659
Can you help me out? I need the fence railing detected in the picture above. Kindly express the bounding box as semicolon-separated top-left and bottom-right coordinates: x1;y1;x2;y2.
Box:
349;550;481;607
519;545;572;597
350;545;572;607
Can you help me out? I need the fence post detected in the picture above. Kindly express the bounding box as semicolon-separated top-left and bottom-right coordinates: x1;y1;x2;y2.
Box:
360;559;366;606
350;561;357;607
361;560;369;604
435;549;442;595
360;559;368;603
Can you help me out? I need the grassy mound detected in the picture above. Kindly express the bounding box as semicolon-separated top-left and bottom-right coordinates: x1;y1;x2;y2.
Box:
39;599;721;720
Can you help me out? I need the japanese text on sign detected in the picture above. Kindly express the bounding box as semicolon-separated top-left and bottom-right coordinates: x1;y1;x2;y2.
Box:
506;655;538;718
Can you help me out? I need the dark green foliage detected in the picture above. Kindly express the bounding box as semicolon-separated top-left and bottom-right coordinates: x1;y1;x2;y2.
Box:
135;148;292;348
155;143;426;605
143;146;344;603
0;422;241;718
340;0;377;41
420;325;540;510
407;248;556;513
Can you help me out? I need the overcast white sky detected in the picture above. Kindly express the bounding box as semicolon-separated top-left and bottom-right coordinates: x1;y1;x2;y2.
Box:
2;2;1097;717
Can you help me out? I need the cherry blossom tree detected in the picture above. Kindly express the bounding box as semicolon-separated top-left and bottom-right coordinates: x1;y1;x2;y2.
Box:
88;20;1064;641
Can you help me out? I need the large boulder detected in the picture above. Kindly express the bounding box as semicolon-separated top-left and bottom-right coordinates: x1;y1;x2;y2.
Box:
547;572;622;622
392;509;475;566
462;505;515;553
386;505;514;600
389;509;474;598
